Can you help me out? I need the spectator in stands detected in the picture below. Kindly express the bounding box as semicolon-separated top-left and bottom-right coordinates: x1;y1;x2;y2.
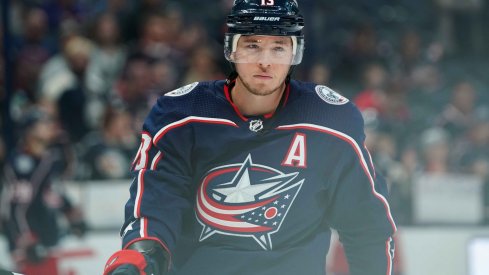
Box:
133;12;184;66
87;0;133;24
148;59;179;100
113;53;153;119
435;80;478;141
125;11;186;89
13;8;53;103
122;0;169;42
85;12;128;128
175;22;211;58
13;7;55;54
0;108;86;274
419;127;451;174
86;12;127;99
356;66;411;144
354;62;388;113
379;78;412;143
452;107;489;178
40;0;89;35
78;107;138;180
182;45;225;84
390;145;420;224
397;29;424;75
162;6;185;50
406;63;446;131
339;22;382;81
54;36;94;143
306;62;331;86
393;29;445;87
393;28;445;92
37;35;92;104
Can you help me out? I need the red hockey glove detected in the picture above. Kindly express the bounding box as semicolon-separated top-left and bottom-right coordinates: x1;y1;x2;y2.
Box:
103;250;152;275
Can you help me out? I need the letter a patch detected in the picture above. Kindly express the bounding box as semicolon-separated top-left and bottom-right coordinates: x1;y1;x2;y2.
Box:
282;133;307;168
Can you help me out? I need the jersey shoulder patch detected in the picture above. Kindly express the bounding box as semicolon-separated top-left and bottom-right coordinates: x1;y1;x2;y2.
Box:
315;85;349;105
165;82;199;97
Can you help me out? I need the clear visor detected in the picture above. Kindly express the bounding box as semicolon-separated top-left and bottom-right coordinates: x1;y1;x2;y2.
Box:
224;34;304;65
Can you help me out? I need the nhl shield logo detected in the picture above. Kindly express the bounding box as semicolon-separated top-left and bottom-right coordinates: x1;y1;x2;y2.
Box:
196;155;305;250
249;119;264;132
315;85;349;105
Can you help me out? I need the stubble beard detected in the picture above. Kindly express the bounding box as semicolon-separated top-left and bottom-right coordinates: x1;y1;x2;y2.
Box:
237;75;284;97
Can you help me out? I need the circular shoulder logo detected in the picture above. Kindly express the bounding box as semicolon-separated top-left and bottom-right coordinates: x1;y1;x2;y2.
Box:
165;82;199;97
315;85;349;105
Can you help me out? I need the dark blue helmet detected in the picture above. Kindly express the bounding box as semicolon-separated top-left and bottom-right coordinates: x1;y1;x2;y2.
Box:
224;0;305;65
227;0;304;36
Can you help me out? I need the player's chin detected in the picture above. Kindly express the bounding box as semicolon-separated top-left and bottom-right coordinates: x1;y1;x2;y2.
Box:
251;78;274;88
251;85;280;96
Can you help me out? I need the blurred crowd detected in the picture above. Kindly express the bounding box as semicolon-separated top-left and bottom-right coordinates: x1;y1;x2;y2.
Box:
0;0;488;235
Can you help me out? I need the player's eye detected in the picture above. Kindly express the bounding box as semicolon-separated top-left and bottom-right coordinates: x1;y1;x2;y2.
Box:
273;46;286;52
245;43;260;49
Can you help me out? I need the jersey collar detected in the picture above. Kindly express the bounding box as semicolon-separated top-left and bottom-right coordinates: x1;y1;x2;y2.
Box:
224;79;290;122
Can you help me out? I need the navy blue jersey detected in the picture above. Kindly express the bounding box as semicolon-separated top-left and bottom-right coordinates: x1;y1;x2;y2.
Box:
121;80;397;275
1;147;72;251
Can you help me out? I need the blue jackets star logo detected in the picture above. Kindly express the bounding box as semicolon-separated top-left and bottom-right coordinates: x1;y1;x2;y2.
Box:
196;154;305;250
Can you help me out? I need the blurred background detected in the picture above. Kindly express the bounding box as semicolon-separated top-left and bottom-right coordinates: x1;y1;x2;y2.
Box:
0;0;488;274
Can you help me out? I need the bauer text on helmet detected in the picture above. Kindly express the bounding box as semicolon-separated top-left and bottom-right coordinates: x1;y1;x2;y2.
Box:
224;0;305;65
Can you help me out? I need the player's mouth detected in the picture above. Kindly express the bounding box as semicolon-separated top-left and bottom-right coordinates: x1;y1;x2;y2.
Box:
253;74;273;79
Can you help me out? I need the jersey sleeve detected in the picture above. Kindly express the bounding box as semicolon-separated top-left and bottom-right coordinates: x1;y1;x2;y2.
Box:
324;104;397;275
120;95;195;265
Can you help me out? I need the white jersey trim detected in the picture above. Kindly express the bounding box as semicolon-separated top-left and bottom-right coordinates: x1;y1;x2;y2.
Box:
154;116;238;145
276;123;397;232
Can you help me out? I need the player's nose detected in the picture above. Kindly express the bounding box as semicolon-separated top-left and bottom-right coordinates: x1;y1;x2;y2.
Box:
258;63;271;70
257;51;273;68
258;58;272;69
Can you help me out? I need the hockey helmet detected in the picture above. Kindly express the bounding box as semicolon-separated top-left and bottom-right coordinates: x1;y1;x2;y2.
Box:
224;0;305;65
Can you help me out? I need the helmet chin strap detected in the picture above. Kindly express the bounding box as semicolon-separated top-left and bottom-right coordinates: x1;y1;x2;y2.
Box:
226;68;238;85
286;66;296;82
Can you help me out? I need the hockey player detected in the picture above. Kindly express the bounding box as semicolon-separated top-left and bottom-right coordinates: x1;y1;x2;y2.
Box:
0;109;86;273
104;1;397;274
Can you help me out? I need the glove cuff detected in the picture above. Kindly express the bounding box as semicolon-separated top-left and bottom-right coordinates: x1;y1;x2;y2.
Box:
103;250;147;275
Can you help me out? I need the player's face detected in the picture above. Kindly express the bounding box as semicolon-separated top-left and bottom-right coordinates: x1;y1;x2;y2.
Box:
28;119;56;145
234;35;292;96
